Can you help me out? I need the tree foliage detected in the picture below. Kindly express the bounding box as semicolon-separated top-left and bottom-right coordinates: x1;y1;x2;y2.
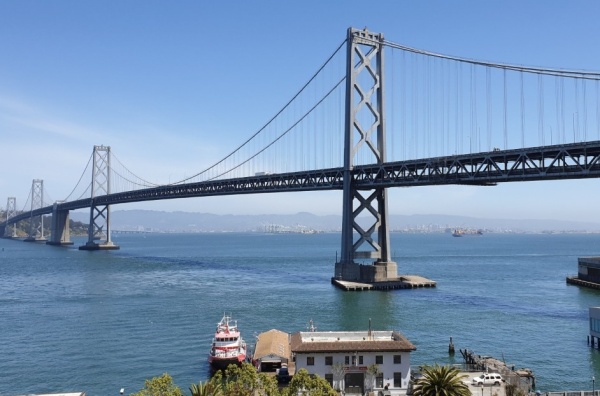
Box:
412;365;470;396
282;368;338;396
209;362;279;396
130;372;184;396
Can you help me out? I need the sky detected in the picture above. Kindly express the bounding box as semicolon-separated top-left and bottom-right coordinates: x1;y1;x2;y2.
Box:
1;1;600;223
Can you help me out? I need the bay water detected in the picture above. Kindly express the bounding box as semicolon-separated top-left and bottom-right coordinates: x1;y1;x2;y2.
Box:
1;232;599;395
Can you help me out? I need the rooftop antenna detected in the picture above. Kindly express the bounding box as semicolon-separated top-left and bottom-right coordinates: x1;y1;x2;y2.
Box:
368;318;372;339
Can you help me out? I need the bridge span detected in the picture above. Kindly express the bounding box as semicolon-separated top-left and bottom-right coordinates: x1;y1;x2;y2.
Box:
3;27;600;288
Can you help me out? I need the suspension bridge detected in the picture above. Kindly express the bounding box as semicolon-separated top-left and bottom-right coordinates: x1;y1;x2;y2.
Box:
3;27;600;288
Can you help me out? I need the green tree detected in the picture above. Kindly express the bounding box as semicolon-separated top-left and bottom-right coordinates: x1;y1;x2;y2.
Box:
283;368;337;396
412;365;470;396
219;362;279;396
130;372;183;396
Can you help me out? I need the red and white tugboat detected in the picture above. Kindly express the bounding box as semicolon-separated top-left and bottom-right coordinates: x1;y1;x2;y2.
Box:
208;314;247;370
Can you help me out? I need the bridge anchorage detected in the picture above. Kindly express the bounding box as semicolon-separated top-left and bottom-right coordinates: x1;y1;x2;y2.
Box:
333;28;435;291
79;145;119;251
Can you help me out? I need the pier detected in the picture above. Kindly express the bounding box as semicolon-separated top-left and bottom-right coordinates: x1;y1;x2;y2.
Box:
331;275;436;291
460;349;535;393
566;257;600;290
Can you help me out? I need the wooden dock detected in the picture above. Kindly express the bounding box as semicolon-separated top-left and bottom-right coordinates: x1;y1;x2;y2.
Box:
331;275;436;291
566;276;600;290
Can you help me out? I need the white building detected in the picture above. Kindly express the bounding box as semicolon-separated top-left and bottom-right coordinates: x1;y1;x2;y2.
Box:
290;329;416;395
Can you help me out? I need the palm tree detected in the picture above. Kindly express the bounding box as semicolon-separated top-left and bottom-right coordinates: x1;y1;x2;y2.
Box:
189;380;223;396
411;364;471;396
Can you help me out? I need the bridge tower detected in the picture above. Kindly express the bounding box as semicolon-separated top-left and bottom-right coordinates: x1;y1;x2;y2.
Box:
24;179;47;242
4;197;18;238
335;28;398;284
79;145;119;250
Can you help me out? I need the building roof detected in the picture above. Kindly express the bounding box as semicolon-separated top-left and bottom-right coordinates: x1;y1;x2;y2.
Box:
290;330;416;353
254;329;290;361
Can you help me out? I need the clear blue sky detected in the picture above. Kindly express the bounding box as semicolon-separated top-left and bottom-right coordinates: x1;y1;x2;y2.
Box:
1;1;600;222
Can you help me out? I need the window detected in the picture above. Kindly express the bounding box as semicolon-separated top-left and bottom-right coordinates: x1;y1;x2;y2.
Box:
394;372;402;388
325;374;333;387
393;354;402;364
345;356;350;365
307;356;314;366
376;373;384;388
351;355;357;366
358;355;363;365
325;356;333;365
375;355;383;364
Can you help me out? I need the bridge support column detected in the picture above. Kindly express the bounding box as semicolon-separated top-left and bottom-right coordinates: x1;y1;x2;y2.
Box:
24;179;47;242
47;203;73;246
335;28;399;286
3;197;18;238
79;145;119;251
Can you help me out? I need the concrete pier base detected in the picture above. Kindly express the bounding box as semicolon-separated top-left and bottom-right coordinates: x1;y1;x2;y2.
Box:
46;241;74;246
24;237;47;243
79;242;120;251
331;275;436;291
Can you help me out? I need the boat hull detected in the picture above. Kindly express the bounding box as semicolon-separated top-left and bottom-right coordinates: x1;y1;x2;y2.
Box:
209;354;246;370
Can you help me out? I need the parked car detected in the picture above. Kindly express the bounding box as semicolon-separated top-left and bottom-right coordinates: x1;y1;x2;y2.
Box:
276;366;291;384
471;373;504;386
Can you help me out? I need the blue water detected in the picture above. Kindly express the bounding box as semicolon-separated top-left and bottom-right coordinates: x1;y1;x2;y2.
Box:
1;232;599;395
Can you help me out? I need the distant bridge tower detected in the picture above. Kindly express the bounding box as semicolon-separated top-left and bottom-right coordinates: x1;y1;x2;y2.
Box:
335;28;398;284
80;145;119;250
24;179;47;242
4;197;17;238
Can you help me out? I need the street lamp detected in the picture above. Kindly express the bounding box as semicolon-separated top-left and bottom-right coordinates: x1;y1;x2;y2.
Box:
481;384;484;396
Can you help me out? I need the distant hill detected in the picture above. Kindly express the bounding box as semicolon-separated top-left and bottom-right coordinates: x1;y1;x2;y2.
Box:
69;209;600;233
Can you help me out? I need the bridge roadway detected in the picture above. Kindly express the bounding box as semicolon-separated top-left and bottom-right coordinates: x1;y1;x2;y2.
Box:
4;140;600;228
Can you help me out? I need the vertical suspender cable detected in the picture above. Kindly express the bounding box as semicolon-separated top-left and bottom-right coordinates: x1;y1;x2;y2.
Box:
503;69;508;149
538;74;544;146
597;80;600;140
486;67;492;151
520;72;525;148
555;78;560;146
583;78;588;142
575;78;579;142
391;47;395;162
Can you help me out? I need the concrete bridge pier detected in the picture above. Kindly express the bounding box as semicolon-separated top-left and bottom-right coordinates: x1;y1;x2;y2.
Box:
46;204;73;246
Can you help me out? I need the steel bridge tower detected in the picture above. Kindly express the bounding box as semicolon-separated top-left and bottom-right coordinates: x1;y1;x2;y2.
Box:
24;179;46;242
4;197;18;238
80;145;119;250
335;28;398;284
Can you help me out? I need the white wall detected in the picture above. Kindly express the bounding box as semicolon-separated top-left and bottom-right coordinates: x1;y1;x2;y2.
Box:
294;350;412;391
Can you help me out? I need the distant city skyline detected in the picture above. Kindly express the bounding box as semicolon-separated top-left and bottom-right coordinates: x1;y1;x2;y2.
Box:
1;1;600;222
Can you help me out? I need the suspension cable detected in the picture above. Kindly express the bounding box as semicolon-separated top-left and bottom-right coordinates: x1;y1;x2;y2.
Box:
170;38;348;184
207;77;346;181
63;152;93;201
111;152;161;187
383;40;600;80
